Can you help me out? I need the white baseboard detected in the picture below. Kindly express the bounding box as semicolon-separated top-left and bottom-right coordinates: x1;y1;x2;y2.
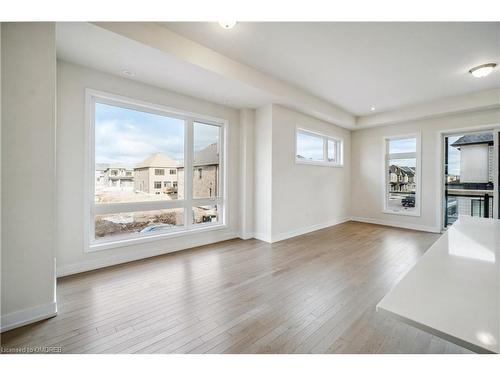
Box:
253;232;272;243
271;217;351;243
1;301;57;333
237;232;254;240
57;217;439;278
57;232;239;277
350;216;441;233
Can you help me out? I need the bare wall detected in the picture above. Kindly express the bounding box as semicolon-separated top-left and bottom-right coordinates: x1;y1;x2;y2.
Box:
1;23;57;331
253;104;273;242
271;105;351;241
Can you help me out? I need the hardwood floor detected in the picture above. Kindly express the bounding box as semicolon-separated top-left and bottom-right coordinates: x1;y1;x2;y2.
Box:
0;221;472;354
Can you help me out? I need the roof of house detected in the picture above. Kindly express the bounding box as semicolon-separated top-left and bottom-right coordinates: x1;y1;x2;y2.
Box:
399;166;415;176
105;163;133;171
194;143;219;167
95;163;109;171
389;164;415;176
134;144;218;170
135;153;179;169
451;133;493;148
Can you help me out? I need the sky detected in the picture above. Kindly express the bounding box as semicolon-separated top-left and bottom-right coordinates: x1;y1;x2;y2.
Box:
447;136;461;176
387;138;417;168
95;103;219;166
389;137;460;173
296;132;324;160
389;138;416;154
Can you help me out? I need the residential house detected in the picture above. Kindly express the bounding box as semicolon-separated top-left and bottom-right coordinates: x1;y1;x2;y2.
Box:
102;165;134;188
134;153;179;196
177;142;219;200
388;165;415;193
447;133;494;220
95;163;108;188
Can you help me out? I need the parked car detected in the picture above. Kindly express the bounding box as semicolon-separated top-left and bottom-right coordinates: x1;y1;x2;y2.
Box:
140;223;175;233
401;195;415;207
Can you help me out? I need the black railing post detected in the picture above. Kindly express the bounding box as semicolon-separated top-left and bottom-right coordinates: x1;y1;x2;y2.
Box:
484;194;490;218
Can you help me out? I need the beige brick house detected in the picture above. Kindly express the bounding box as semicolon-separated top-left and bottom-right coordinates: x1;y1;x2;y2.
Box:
133;143;219;200
134;153;179;196
177;142;219;199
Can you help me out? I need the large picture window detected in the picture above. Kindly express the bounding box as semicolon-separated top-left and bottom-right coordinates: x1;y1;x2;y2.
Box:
384;134;421;216
86;90;226;250
295;128;343;166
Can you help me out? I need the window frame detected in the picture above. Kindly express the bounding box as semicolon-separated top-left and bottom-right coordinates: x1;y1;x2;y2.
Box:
295;128;343;167
383;133;422;217
84;89;228;252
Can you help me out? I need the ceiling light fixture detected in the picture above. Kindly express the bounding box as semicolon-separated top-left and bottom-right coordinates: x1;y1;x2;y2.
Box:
370;107;376;111
469;63;497;78
218;21;237;30
122;70;135;77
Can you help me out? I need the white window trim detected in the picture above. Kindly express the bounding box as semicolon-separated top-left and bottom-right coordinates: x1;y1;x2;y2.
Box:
84;89;228;252
382;133;422;217
295;127;344;167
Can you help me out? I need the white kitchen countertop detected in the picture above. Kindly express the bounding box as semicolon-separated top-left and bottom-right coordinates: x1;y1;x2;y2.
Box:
377;216;499;353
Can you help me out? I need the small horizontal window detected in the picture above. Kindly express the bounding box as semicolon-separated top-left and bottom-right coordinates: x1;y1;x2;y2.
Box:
296;129;343;166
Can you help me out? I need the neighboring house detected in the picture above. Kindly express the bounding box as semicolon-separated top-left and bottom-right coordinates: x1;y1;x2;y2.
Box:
450;133;494;186
95;163;109;189
447;132;494;222
388;165;415;193
134;153;179;195
177;143;219;199
113;143;219;201
102;164;134;188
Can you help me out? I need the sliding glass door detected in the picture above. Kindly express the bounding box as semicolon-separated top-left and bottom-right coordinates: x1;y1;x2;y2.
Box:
443;130;498;228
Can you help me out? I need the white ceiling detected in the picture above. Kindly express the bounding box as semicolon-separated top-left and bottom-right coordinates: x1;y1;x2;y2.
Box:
164;22;500;116
56;22;277;109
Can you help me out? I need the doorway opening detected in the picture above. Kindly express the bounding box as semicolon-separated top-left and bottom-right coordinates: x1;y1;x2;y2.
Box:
443;131;496;228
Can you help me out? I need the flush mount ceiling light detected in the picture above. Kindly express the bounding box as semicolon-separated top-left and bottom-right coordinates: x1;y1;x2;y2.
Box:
218;21;237;29
370;107;376;111
469;63;497;78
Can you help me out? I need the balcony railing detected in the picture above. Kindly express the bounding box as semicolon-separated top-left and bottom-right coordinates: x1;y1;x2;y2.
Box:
445;191;493;227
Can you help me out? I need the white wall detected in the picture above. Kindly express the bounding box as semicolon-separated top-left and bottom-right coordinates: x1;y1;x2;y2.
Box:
239;109;255;239
253;104;273;242
1;23;57;331
56;61;241;276
351;108;500;232
271;105;351;241
253;104;351;243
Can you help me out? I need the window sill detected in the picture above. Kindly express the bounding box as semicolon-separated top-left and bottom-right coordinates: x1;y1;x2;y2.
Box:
86;223;228;253
382;209;421;217
295;159;343;168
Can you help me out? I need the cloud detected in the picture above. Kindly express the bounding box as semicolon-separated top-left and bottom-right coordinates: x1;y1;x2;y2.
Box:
95;119;184;165
95;103;222;167
94;102;186;166
296;132;324;159
388;138;416;153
